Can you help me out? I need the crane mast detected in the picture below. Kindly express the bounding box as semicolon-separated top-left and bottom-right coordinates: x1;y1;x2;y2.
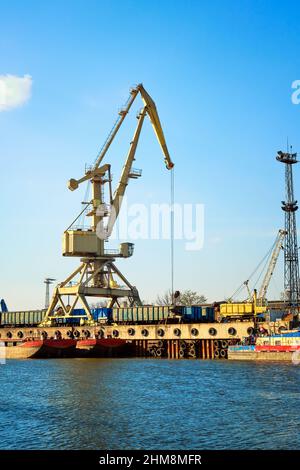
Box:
243;280;252;301
41;84;174;326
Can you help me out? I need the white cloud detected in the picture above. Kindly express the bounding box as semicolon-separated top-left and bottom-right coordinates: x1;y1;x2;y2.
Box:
0;74;32;111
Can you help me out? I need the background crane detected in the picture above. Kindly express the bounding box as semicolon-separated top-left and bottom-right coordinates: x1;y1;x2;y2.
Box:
220;229;286;320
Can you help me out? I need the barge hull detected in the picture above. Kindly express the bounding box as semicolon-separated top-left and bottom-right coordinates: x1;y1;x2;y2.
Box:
1;339;77;359
76;338;129;357
228;350;297;361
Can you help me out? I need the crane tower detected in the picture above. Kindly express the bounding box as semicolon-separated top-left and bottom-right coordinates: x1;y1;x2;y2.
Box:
276;149;300;311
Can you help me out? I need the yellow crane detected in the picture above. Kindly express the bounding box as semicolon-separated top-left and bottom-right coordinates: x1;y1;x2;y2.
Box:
41;84;174;326
219;229;287;320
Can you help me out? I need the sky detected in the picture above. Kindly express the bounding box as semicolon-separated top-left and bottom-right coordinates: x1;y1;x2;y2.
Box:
1;0;300;310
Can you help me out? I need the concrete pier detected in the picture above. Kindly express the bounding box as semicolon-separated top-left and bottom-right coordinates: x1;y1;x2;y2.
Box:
0;319;290;360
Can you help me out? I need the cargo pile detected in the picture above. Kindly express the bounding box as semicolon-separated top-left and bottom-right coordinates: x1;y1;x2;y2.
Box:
0;305;216;327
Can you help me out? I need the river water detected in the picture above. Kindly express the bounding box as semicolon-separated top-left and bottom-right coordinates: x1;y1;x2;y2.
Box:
0;359;299;449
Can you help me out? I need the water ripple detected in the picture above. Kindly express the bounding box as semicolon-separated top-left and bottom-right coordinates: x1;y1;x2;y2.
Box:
0;359;299;449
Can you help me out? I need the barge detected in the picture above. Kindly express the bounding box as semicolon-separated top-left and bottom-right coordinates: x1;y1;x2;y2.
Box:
228;330;300;361
0;339;77;359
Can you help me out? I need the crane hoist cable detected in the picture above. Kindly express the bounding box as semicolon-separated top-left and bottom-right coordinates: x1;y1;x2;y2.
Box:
66;200;92;231
170;168;175;302
79;180;92;227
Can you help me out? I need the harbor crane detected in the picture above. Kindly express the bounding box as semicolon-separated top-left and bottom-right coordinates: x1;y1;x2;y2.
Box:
220;229;287;320
41;84;174;326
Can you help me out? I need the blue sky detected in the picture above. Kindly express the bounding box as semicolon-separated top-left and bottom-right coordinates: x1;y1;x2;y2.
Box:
1;0;300;309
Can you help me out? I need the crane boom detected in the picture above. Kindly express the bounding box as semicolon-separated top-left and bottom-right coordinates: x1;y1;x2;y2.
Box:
93;87;140;170
137;84;174;170
243;280;252;301
67;84;174;236
108;107;147;230
105;85;174;232
258;229;287;303
68;83;174;192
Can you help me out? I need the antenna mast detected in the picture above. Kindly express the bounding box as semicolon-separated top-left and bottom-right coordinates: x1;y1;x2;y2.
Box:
276;149;300;314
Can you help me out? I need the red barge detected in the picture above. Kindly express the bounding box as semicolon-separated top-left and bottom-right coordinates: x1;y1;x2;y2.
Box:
0;337;128;359
0;339;77;359
76;338;129;357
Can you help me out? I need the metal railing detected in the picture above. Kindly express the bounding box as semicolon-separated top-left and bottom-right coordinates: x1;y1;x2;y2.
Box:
129;168;142;178
104;249;119;255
